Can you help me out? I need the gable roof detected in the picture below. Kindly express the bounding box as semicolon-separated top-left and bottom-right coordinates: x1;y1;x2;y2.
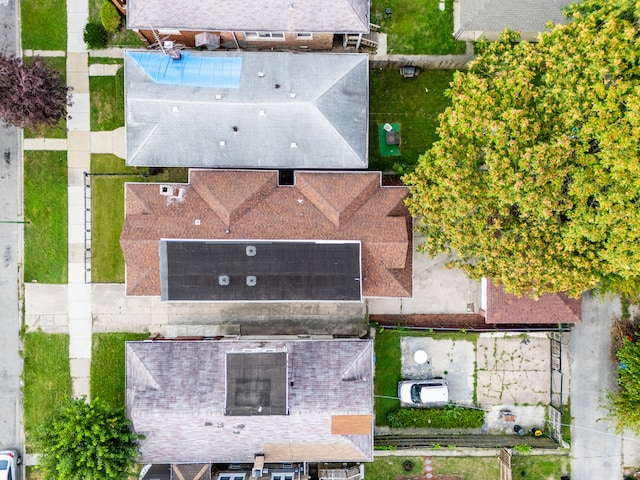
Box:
126;339;374;464
484;279;581;324
126;0;370;33
120;170;412;298
458;0;572;34
125;51;368;169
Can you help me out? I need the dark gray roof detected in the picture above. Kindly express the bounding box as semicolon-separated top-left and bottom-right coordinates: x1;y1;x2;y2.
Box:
125;51;369;169
459;0;572;33
225;352;288;416
126;0;370;33
159;240;362;302
126;339;374;464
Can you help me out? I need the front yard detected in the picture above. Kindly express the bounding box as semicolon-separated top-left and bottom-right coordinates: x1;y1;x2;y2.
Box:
90;154;188;282
91;332;149;409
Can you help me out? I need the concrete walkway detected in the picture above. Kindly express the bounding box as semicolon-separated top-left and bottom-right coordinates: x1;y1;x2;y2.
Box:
66;0;90;397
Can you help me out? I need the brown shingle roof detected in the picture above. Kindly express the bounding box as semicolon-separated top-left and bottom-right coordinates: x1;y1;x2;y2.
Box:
485;279;581;324
120;170;412;298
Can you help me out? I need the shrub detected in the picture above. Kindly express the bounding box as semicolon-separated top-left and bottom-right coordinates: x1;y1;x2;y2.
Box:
100;1;121;33
387;406;485;429
84;22;107;49
514;444;532;453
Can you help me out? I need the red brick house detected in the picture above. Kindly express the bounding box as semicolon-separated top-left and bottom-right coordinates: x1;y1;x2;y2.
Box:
120;170;412;301
117;0;370;50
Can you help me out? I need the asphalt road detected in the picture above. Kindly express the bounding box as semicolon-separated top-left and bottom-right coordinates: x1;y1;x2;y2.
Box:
570;292;622;478
0;0;24;453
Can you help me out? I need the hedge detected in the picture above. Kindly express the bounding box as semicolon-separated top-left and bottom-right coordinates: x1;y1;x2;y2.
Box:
100;1;121;33
387;406;485;429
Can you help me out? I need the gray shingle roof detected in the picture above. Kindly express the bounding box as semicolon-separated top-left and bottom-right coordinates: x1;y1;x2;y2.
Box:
125;51;369;169
127;0;370;33
126;339;374;464
459;0;573;33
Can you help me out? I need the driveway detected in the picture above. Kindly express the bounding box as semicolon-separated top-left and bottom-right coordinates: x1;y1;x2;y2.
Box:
570;293;622;478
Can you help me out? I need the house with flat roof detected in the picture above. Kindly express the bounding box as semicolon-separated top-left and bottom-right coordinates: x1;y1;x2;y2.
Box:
119;0;370;50
125;51;368;170
453;0;573;42
127;338;373;480
120;170;412;301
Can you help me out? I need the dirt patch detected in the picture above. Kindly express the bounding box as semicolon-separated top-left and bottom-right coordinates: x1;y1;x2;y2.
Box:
610;316;639;362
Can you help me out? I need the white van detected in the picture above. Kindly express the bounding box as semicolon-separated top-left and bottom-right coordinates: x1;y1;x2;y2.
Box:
398;379;449;406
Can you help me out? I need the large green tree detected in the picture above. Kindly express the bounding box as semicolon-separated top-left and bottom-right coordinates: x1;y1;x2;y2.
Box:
404;0;640;298
33;397;142;480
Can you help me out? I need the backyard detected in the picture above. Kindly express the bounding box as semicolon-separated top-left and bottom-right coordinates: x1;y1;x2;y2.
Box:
24;151;68;283
90;154;188;282
367;454;570;479
369;68;455;173
374;328;479;426
371;0;466;54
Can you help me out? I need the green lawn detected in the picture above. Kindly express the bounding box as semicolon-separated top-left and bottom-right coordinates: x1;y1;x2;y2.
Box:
88;57;124;65
91;333;149;409
434;457;500;477
22;333;72;450
369;455;569;480
24;151;68;283
371;0;466;54
90;154;188;282
23;56;68;139
369;68;456;173
90;67;124;131
511;454;571;479
365;456;424;479
21;0;67;50
374;328;402;425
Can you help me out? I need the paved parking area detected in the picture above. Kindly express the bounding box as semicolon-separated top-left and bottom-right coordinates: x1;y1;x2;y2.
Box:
476;333;552;407
400;336;475;404
399;332;566;429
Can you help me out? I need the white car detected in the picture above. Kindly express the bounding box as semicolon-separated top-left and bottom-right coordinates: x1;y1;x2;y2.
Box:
0;450;21;480
398;379;449;406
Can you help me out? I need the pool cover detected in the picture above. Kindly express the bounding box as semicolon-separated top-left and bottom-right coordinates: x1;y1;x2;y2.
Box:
127;51;242;88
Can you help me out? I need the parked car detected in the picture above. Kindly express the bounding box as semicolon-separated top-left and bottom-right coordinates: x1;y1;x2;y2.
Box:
398;379;449;406
0;449;21;480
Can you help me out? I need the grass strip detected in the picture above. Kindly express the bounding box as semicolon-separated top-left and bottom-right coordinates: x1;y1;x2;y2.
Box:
374;328;402;425
24;151;68;283
21;0;67;50
23;333;72;450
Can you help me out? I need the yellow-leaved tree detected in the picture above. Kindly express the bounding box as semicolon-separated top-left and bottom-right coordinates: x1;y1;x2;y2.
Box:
404;0;640;298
